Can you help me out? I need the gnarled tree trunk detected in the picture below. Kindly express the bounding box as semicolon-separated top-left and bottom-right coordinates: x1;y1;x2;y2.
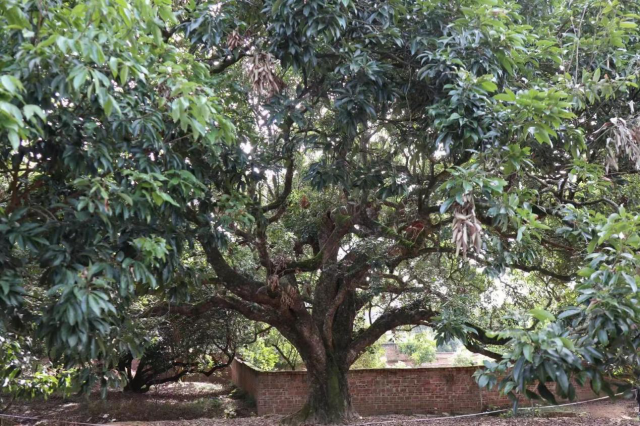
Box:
284;354;357;424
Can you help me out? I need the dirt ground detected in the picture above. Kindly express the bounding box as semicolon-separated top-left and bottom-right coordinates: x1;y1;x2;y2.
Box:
2;382;639;426
1;382;254;424
114;398;640;426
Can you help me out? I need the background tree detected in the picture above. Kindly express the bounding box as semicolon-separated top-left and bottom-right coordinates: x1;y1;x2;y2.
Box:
397;333;437;366
2;0;640;425
453;349;478;367
0;333;73;412
118;309;252;393
350;340;386;369
241;327;303;371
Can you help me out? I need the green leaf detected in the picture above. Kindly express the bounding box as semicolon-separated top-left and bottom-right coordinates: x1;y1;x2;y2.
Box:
529;308;556;322
558;308;581;319
23;105;46;121
513;357;526;384
0;75;21;95
622;272;637;292
104;96;114;117
158;192;179;206
494;89;516;102
591;373;602;394
440;198;455;214
503;381;516;395
577;267;595;277
533;127;551;145
108;57;119;77
556;368;569;394
559;337;575;351
537;382;557;404
480;80;498;92
120;65;130;85
271;0;284;13
157;5;177;24
73;68;88;90
597;328;608;345
152;192;164;206
523;344;533;362
478;374;490;388
88;294;102;316
8;131;20;149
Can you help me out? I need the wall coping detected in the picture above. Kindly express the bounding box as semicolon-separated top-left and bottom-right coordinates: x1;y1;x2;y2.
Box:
233;358;480;376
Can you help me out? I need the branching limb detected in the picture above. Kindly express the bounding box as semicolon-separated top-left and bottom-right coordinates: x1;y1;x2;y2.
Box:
347;300;436;365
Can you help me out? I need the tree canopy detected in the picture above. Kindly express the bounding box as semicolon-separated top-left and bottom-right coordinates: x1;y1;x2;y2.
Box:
1;0;640;423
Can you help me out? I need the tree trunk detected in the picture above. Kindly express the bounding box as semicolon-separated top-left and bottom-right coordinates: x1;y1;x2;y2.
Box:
123;368;152;393
284;356;357;425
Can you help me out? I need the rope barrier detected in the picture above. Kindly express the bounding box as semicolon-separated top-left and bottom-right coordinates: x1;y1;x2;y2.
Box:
0;412;105;426
356;393;625;425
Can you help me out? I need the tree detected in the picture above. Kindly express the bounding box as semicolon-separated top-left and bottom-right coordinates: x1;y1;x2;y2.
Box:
3;0;640;424
241;334;281;371
118;309;252;393
241;327;303;371
453;349;477;367
0;333;73;412
350;339;386;369
397;333;437;366
0;0;236;376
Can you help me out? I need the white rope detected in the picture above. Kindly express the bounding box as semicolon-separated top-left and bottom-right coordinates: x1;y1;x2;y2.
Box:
356;393;625;425
0;412;105;425
0;393;627;426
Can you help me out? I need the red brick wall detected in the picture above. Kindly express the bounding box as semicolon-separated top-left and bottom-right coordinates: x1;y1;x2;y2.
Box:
230;360;597;416
231;358;261;398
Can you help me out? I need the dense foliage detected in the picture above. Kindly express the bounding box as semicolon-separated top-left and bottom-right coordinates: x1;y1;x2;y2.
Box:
0;334;72;412
1;0;640;423
0;0;235;386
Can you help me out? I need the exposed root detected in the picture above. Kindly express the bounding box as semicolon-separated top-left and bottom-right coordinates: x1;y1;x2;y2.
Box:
281;402;359;425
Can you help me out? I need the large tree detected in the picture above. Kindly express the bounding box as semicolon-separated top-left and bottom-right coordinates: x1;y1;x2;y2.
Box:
152;0;640;420
2;0;640;423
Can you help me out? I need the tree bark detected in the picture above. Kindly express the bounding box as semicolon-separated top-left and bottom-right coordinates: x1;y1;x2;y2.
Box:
284;355;357;425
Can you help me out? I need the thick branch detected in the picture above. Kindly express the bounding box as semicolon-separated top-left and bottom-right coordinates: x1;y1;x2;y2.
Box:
347;300;436;365
143;294;282;326
462;323;511;360
263;159;294;212
463;341;503;360
199;242;281;307
210;53;248;74
388;245;574;282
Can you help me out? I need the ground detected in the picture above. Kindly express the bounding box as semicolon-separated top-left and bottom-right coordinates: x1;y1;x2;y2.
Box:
2;381;255;424
2;382;639;425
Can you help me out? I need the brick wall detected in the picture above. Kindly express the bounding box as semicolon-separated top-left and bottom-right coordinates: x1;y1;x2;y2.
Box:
231;358;261;398
230;359;597;416
183;366;232;384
